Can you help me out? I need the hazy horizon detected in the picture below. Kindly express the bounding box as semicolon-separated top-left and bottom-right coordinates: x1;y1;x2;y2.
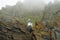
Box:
0;0;55;9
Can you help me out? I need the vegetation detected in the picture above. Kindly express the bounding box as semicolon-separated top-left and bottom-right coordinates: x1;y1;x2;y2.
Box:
0;0;60;40
0;2;44;23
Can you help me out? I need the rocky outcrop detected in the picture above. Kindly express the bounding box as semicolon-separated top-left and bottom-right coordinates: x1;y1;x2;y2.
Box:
0;21;36;40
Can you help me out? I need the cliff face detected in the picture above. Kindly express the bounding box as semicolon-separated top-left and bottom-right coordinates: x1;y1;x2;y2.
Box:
0;20;60;40
0;26;34;40
0;21;36;40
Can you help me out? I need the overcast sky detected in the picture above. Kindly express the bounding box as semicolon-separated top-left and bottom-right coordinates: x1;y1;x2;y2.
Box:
0;0;54;9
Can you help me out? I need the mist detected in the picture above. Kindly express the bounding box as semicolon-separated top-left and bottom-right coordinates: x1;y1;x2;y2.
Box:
0;0;54;10
0;0;55;22
0;0;60;40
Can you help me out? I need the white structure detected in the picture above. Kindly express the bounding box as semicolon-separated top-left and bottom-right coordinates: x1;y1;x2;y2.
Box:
27;19;33;27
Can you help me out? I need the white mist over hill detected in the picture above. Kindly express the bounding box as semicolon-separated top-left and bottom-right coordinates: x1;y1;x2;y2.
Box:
0;0;54;9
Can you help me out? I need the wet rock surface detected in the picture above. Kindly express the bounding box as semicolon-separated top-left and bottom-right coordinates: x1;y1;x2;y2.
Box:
0;26;36;40
0;21;36;40
0;21;60;40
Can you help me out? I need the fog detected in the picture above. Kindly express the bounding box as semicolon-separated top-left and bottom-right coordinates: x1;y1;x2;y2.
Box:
0;0;54;9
